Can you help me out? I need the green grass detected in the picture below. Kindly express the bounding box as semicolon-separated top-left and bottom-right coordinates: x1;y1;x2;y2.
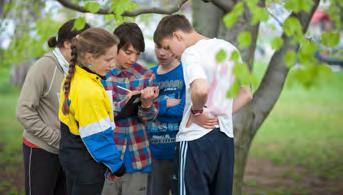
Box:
0;68;23;195
252;64;343;176
245;63;343;194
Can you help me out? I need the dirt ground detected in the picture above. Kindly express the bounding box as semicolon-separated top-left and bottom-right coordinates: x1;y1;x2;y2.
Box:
243;158;343;195
0;158;342;195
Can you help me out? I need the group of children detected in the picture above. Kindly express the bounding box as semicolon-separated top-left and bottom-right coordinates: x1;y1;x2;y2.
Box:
16;14;252;195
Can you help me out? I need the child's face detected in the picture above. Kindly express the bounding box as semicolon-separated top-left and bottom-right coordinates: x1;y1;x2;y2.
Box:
154;45;176;66
88;45;117;76
116;44;141;69
160;34;186;60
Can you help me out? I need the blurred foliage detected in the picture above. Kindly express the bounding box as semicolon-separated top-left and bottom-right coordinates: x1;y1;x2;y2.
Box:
0;0;341;92
221;0;341;95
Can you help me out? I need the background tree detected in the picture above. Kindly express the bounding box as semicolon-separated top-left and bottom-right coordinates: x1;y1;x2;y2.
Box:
1;0;341;194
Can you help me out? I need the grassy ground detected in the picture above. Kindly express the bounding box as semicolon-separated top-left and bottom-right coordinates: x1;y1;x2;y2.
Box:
0;64;342;194
243;63;343;194
0;68;23;195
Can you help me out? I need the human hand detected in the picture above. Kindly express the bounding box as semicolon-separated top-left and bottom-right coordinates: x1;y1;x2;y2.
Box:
106;163;126;181
186;111;218;129
124;90;141;104
140;86;159;108
107;173;120;182
166;98;180;108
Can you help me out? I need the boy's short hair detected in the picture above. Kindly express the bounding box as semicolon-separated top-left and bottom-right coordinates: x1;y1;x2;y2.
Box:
153;14;193;45
114;22;145;52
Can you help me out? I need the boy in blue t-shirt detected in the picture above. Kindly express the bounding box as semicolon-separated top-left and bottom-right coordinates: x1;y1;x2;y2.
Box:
147;44;185;195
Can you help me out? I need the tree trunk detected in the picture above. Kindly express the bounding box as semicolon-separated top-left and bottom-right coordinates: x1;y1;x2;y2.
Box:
192;0;224;38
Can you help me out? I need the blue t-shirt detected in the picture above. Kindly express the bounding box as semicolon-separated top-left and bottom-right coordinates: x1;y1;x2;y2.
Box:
148;63;185;160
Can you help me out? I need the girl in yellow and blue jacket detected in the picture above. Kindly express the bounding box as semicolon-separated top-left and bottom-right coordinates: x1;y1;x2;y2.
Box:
58;28;125;195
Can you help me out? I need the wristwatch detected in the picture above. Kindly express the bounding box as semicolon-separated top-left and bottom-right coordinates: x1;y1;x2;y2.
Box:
191;108;203;116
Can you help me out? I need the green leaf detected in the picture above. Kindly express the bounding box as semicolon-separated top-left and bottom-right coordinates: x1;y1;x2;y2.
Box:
104;14;115;21
223;13;238;29
112;0;138;16
223;2;244;29
283;16;303;41
238;31;252;49
271;37;284;50
228;61;253;97
230;50;241;62
233;62;251;85
250;7;269;25
216;49;227;63
327;1;341;30
283;17;300;36
284;0;313;13
298;39;318;64
227;80;240;98
73;17;86;30
249;73;258;89
301;39;318;55
318;63;332;80
321;32;340;47
85;1;101;13
283;50;297;68
245;0;259;8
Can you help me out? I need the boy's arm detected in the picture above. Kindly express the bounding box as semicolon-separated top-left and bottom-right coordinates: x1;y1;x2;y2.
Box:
158;94;185;117
137;74;158;122
233;86;253;113
190;79;209;110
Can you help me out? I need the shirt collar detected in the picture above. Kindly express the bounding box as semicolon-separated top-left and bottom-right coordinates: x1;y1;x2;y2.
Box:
75;65;102;83
52;48;69;75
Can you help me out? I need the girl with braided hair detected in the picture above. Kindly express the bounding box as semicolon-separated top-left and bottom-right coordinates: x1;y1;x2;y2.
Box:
58;27;125;195
16;19;90;195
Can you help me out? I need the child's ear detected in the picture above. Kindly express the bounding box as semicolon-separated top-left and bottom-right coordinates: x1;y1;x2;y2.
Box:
63;41;72;49
173;31;183;41
84;52;93;64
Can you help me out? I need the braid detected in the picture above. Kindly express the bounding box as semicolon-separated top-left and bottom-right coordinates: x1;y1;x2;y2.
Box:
62;45;77;115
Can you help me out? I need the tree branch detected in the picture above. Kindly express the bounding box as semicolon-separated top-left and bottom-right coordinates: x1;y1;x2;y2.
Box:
251;0;320;133
56;0;188;16
266;8;283;27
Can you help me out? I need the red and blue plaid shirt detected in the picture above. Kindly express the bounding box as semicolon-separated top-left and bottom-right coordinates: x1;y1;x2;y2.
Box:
102;63;158;170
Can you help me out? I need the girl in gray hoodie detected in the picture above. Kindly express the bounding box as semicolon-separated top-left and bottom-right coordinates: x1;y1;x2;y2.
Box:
16;19;90;195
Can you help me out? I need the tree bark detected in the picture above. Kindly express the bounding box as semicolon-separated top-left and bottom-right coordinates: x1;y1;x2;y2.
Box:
252;0;320;133
216;1;263;69
56;0;188;17
238;1;319;195
192;0;224;38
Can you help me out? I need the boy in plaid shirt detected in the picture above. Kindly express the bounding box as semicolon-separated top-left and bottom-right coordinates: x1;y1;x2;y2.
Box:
101;23;159;195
